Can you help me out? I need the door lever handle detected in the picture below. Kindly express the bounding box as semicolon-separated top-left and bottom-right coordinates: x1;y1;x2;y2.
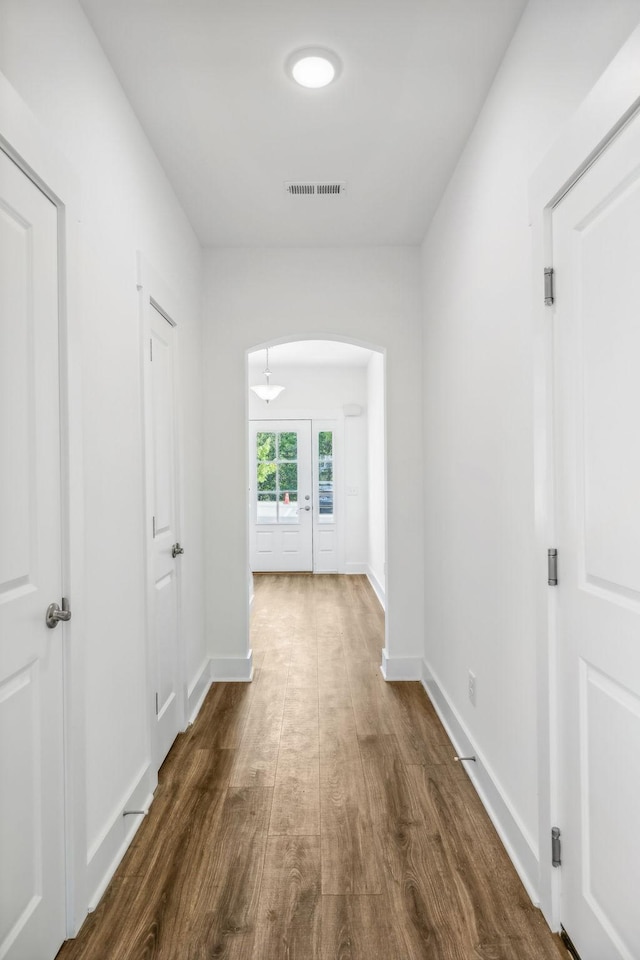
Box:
46;597;71;629
171;542;184;558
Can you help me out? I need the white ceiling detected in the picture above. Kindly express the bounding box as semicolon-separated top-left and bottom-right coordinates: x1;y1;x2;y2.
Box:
248;340;373;368
79;0;526;248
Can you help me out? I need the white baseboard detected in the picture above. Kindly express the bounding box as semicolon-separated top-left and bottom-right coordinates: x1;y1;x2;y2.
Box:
380;648;422;680
188;658;213;723
421;660;540;906
210;650;253;682
366;566;386;610
86;761;156;911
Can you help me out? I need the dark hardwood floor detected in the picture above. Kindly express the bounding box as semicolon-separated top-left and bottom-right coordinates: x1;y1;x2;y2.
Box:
57;574;566;959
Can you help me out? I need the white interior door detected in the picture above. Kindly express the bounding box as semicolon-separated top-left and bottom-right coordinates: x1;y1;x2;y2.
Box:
0;151;66;958
148;303;182;768
552;108;640;960
249;420;313;572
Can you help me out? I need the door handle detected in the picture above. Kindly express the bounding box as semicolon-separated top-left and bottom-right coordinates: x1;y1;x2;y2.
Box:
46;597;71;629
172;543;185;558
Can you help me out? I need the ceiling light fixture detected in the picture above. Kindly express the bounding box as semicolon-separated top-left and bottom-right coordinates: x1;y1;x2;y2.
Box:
250;346;285;403
286;47;341;88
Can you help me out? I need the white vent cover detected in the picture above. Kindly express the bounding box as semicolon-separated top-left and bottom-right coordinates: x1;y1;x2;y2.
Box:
285;181;347;196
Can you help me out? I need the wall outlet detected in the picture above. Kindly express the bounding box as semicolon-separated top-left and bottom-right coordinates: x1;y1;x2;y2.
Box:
347;486;359;496
468;670;476;707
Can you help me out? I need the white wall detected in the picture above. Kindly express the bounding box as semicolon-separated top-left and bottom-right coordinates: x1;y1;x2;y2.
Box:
420;0;640;899
0;0;205;913
204;246;423;673
367;352;386;604
248;361;369;571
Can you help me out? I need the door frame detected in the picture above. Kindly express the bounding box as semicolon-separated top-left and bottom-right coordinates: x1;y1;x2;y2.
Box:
530;24;640;930
0;72;87;933
137;253;187;776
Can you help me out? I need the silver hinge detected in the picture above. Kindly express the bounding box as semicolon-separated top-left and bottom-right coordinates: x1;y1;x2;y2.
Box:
150;337;153;361
152;516;156;539
544;266;554;305
548;548;558;586
155;692;159;716
552;826;561;867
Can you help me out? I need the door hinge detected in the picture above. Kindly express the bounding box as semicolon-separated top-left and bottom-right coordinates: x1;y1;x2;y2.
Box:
155;692;159;716
150;337;153;361
552;826;561;867
544;266;554;305
152;516;156;539
548;548;558;586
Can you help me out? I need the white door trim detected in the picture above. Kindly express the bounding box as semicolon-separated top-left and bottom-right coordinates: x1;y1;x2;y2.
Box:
137;253;187;775
0;71;87;933
529;23;640;930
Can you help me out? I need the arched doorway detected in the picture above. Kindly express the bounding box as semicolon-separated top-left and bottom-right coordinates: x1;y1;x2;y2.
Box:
246;337;387;602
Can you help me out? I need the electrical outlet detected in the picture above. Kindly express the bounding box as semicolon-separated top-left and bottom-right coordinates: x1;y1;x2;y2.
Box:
347;485;359;496
468;670;476;707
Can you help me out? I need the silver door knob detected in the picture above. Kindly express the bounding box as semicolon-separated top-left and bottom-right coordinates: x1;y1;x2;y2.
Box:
46;598;71;629
172;543;184;558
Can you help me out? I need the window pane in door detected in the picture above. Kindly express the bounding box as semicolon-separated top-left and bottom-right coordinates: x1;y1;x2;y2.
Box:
257;462;277;491
318;430;334;522
279;432;297;460
279;462;297;491
279;490;298;523
319;431;332;457
257;493;277;523
257;432;276;460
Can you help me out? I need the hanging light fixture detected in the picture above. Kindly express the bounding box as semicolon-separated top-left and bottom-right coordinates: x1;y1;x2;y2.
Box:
250;346;285;403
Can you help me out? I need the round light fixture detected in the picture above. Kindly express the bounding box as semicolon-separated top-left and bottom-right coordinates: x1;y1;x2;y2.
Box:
286;47;341;88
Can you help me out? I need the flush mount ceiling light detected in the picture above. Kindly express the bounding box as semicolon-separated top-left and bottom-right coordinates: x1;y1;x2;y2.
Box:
250;347;285;403
286;47;342;88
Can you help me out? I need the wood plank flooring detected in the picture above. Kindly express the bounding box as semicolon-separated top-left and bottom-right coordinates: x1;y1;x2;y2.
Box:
57;574;566;960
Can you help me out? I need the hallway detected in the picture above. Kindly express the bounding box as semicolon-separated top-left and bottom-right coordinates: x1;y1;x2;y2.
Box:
57;575;565;959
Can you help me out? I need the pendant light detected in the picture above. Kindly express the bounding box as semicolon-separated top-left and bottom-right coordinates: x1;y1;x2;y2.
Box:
250;346;285;403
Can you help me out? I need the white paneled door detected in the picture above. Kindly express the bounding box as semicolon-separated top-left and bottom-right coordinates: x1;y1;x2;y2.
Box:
148;304;182;768
250;420;313;572
0;152;66;958
552;108;640;960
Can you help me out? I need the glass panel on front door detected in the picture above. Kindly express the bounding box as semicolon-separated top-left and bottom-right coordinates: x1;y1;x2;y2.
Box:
318;430;334;522
256;431;299;523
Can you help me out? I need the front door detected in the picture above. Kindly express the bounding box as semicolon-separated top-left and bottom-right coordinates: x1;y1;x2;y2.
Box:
148;303;182;768
552;107;640;959
249;420;313;572
0;150;66;958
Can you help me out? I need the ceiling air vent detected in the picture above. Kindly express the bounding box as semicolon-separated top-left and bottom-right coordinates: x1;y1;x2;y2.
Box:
285;181;347;196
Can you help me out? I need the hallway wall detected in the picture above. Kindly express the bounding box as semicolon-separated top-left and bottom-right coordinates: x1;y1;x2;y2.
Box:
203;247;422;676
0;0;206;912
420;0;640;901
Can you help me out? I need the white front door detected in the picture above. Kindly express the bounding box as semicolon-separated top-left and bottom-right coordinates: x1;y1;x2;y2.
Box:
249;420;313;572
0;151;66;958
552;108;640;960
148;303;182;767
